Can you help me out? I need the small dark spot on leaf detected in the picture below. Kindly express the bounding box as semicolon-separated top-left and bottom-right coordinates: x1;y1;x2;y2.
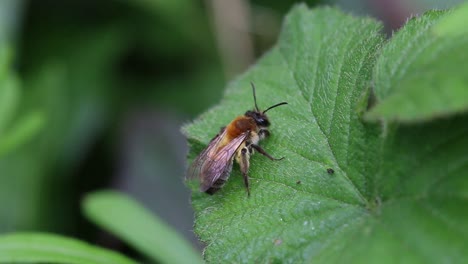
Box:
296;180;301;184
327;168;335;174
273;239;282;246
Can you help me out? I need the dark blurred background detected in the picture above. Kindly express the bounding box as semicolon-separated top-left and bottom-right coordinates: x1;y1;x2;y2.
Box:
0;0;463;261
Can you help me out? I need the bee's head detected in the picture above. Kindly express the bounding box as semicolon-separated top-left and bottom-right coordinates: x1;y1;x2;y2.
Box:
245;110;270;127
246;82;287;127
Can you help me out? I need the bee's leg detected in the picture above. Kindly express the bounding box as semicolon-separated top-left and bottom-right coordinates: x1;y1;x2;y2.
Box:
251;144;284;161
239;147;251;196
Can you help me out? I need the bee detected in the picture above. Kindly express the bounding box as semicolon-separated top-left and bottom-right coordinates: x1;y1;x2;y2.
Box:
188;83;287;196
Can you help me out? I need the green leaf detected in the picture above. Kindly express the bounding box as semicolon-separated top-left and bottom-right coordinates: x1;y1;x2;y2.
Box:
183;5;468;263
433;2;468;36
82;191;203;264
184;5;383;263
0;111;44;157
0;45;43;157
370;116;468;264
0;232;136;264
368;9;468;122
0;46;19;134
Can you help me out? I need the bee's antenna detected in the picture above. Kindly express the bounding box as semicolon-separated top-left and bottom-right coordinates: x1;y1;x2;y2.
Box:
263;102;288;114
251;82;260;112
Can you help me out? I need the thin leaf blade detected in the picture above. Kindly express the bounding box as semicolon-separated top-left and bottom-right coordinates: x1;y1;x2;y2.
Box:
82;191;203;264
0;232;136;264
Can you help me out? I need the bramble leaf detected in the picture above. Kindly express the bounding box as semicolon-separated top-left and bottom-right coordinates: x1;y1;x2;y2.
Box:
368;9;468;122
434;2;468;37
184;4;468;263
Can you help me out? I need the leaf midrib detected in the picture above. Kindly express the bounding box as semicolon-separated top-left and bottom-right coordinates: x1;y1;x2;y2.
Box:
278;31;369;207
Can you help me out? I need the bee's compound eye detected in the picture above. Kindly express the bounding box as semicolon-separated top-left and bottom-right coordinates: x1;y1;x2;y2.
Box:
247;111;270;127
258;118;270;127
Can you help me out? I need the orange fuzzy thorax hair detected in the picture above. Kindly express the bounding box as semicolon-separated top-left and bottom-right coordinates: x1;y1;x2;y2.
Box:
225;116;256;141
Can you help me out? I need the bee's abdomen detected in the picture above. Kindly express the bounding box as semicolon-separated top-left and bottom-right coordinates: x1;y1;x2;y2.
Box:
205;178;227;195
204;158;234;195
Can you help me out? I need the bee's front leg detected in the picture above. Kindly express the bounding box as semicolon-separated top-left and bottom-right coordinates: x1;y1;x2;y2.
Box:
258;129;270;139
239;147;251;196
251;144;284;161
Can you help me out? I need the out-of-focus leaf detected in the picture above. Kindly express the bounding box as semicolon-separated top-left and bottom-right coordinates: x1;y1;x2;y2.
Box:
0;46;19;134
434;1;468;36
0;46;43;158
0;111;44;157
368;10;468;122
0;232;137;264
83;191;203;264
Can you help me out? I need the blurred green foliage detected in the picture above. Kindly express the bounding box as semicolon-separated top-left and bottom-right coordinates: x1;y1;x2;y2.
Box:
83;191;203;264
0;0;326;236
0;0;228;251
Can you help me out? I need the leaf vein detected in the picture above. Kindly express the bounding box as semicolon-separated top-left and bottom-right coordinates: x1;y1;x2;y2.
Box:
420;200;468;237
279;30;367;205
254;176;360;207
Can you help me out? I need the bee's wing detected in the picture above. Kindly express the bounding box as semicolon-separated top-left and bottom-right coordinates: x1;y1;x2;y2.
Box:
199;132;248;192
187;128;228;180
